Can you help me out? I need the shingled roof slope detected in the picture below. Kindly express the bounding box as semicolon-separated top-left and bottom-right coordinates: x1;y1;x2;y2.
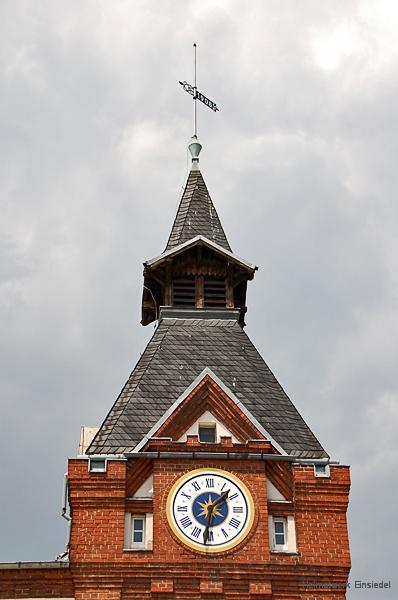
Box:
165;169;231;252
88;316;328;458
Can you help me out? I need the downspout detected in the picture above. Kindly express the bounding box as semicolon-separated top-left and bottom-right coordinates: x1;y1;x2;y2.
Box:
56;472;71;561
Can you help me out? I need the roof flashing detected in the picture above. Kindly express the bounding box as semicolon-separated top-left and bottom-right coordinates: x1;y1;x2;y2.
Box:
159;307;241;321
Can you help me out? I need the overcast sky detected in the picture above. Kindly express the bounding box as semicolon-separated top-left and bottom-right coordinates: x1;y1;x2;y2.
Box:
1;1;397;597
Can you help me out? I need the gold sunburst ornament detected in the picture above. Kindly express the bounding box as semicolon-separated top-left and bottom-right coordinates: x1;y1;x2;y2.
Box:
196;494;224;519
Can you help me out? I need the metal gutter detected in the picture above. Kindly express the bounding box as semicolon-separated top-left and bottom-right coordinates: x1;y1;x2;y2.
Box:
123;451;337;465
71;452;336;464
74;454;126;460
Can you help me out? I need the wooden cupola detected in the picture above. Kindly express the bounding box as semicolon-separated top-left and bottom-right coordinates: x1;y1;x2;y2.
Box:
141;167;257;328
141;236;256;327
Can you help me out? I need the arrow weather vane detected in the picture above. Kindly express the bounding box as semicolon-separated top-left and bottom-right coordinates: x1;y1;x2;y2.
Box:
179;43;219;138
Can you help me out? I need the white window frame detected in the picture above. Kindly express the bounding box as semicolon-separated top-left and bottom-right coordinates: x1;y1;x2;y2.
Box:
124;513;153;551
269;515;297;553
273;517;288;551
88;458;107;473
132;515;145;548
198;422;217;443
314;463;330;478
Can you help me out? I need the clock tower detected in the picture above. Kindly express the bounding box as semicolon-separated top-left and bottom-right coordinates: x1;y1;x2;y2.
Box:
67;139;351;599
0;137;351;599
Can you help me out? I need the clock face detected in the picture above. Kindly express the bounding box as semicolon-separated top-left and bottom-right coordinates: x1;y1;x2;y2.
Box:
166;468;255;553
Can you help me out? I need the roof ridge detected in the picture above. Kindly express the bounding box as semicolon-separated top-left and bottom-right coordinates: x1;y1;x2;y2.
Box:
165;169;231;252
238;327;326;449
164;170;197;251
87;324;169;454
170;173;200;250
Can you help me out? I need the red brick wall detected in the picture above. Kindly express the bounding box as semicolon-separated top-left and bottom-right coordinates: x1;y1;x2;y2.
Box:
68;459;126;563
0;458;350;599
0;566;73;599
293;465;351;567
64;457;350;599
152;458;269;564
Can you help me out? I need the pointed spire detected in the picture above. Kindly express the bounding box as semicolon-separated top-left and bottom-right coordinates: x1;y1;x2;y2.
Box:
165;161;231;252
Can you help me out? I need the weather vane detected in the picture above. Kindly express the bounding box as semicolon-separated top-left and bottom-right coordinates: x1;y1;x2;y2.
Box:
179;43;219;139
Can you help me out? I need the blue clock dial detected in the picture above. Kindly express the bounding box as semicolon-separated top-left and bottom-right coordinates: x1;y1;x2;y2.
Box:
192;492;228;526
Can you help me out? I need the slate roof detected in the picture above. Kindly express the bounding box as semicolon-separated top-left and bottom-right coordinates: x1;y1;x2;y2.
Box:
165;168;232;252
88;312;328;458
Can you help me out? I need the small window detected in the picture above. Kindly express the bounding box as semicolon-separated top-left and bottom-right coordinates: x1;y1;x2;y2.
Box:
132;517;145;546
124;513;153;551
272;517;288;551
88;458;107;473
199;424;216;443
314;464;330;478
274;520;286;546
269;516;296;553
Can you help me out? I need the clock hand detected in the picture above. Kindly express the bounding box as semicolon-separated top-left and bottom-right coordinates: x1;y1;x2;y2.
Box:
203;490;230;544
210;489;230;510
203;505;214;544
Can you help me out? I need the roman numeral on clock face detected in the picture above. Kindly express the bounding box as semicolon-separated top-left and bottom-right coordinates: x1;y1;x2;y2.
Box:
180;516;192;528
229;518;240;529
191;526;201;539
170;470;254;551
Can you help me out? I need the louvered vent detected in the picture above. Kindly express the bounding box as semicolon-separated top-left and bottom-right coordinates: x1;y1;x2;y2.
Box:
204;278;226;307
173;278;196;306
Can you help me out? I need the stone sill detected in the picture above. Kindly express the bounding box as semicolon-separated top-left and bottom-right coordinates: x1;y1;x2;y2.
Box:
270;551;299;555
123;548;153;552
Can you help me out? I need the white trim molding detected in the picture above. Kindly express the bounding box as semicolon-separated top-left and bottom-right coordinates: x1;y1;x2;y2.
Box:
145;235;257;272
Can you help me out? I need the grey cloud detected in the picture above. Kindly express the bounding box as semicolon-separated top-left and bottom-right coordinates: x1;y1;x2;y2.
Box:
1;2;397;597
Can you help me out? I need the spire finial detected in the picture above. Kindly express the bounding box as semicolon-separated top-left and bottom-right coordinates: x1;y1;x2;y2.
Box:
188;135;202;170
193;43;197;138
179;44;219;168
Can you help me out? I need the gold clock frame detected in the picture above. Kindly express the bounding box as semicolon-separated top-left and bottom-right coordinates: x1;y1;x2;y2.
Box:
166;467;255;554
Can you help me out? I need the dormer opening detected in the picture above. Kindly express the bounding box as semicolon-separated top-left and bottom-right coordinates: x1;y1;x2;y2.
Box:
204;277;226;307
172;275;227;308
172;277;196;307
